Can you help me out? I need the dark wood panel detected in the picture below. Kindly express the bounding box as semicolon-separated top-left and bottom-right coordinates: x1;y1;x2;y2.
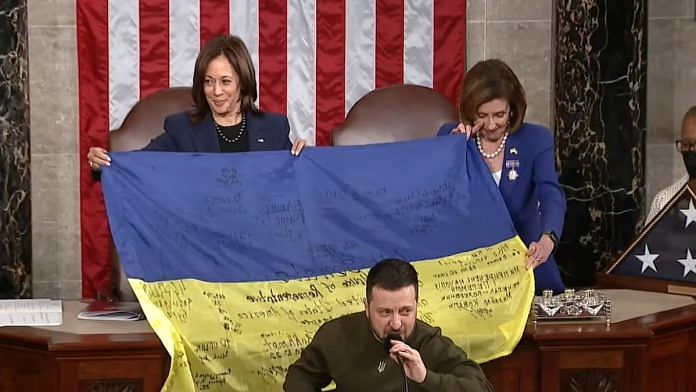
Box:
79;379;143;392
0;346;56;392
0;329;168;392
647;331;696;392
482;345;538;392
560;370;619;392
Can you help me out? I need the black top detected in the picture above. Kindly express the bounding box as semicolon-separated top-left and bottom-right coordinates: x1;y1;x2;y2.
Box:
215;122;249;153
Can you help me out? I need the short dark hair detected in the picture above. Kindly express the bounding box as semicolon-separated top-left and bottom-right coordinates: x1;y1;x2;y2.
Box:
366;259;419;302
458;59;527;133
190;35;259;122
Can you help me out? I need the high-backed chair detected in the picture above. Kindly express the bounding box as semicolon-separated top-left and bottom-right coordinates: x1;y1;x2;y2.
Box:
332;84;458;145
109;87;194;301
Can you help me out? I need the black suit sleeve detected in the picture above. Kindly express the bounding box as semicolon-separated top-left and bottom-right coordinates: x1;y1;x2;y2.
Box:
282;116;293;150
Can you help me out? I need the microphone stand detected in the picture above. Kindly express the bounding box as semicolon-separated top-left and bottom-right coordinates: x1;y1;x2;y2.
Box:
395;355;409;392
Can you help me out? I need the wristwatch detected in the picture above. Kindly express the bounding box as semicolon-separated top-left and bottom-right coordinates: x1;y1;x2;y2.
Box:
543;231;558;252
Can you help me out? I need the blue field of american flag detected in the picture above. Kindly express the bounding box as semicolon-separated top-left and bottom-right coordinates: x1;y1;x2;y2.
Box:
611;183;696;284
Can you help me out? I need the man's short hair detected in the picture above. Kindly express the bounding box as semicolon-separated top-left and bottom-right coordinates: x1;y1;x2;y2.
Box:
366;258;419;302
684;105;696;124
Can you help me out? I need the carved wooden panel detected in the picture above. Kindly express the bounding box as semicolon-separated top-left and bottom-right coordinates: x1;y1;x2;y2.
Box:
79;379;143;392
561;371;619;392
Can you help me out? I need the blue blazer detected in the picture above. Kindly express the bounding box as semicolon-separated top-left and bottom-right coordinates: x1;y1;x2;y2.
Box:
144;110;292;152
437;122;567;292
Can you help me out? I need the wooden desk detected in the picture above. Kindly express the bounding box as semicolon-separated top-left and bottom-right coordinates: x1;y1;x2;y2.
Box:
483;291;696;392
0;301;168;392
1;291;695;392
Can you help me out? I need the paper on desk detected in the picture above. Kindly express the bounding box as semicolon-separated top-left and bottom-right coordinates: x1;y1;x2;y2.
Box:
0;299;63;326
77;301;145;321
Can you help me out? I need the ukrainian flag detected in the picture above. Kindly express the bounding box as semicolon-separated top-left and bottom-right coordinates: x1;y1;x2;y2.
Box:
102;136;533;391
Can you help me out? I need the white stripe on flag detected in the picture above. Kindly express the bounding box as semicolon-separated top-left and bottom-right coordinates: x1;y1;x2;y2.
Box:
169;0;199;87
404;0;434;87
345;0;376;114
230;0;260;105
108;0;140;130
287;0;316;145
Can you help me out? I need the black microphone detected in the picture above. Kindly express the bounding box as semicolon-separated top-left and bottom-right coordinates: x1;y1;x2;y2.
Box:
383;334;403;360
383;334;409;392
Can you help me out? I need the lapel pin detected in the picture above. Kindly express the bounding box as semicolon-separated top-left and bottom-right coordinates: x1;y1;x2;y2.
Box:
508;169;519;181
377;359;387;373
510;147;518;155
257;138;265;143
506;160;520;182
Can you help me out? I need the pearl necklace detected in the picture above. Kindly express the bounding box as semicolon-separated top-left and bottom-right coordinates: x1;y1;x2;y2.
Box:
476;132;509;159
214;112;246;143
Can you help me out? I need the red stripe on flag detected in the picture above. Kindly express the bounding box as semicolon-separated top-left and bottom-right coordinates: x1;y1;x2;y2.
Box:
77;0;111;299
434;0;466;109
375;0;404;88
139;0;170;98
316;0;346;147
258;1;287;115
200;0;230;47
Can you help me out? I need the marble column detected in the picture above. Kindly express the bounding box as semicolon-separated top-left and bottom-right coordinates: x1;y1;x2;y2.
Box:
0;0;31;298
554;0;647;286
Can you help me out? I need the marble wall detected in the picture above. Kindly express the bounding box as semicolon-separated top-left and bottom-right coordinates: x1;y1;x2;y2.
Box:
554;0;648;286
28;0;80;298
0;0;31;298
466;0;554;127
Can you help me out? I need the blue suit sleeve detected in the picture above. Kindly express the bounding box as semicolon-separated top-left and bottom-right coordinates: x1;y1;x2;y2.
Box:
142;115;179;151
436;123;458;137
533;133;566;239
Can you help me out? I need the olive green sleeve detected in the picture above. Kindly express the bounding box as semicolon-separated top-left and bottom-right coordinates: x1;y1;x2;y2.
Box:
283;326;332;392
418;333;494;392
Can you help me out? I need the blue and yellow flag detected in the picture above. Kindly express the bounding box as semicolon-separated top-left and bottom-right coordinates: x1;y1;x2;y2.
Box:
102;136;533;391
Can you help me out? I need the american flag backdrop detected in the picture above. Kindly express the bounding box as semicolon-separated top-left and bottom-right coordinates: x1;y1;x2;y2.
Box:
612;186;696;284
77;0;467;298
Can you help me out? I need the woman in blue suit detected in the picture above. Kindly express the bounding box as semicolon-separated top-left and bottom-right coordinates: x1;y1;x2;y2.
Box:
87;35;305;169
437;59;566;293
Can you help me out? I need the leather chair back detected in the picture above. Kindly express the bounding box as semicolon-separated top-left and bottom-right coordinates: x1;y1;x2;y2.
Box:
332;84;458;145
109;87;194;301
110;87;194;151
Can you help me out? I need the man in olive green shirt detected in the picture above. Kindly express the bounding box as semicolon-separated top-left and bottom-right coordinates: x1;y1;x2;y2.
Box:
284;258;494;392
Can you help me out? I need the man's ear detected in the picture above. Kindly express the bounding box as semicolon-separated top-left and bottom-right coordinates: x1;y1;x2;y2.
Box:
364;298;369;317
